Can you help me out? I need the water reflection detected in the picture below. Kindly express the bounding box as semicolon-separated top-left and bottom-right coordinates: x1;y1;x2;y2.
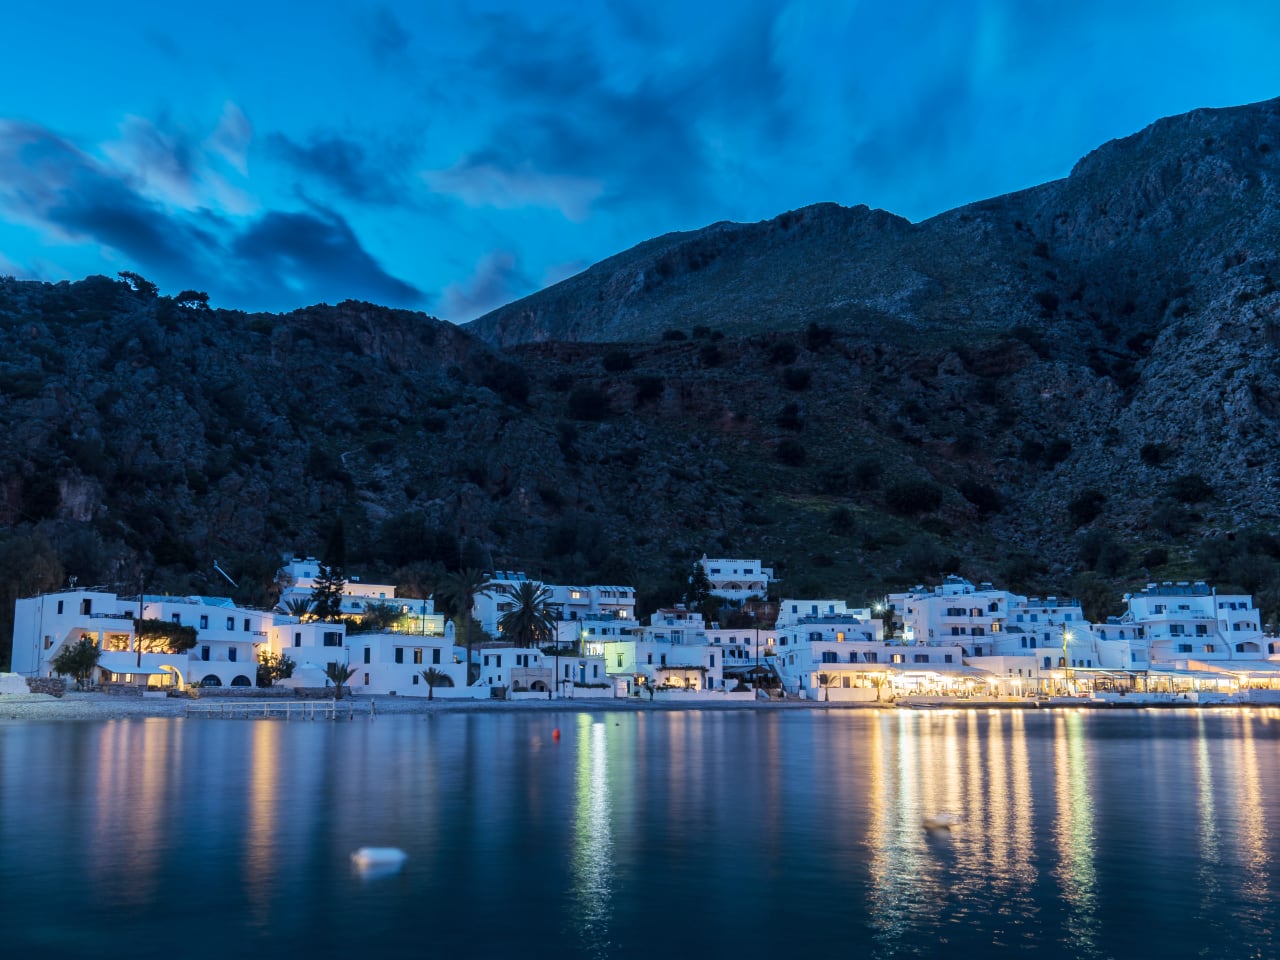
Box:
1052;712;1099;958
571;714;614;958
4;711;1280;959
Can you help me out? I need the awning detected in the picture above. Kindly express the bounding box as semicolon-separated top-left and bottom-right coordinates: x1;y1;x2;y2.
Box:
1148;668;1233;681
888;662;995;678
97;653;176;676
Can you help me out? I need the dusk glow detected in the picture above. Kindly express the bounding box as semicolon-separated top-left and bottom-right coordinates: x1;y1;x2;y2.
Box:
3;1;1279;318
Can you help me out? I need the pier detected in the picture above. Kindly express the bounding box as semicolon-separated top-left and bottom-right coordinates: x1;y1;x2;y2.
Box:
184;699;374;720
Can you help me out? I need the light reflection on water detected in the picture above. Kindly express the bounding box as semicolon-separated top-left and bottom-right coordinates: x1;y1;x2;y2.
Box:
3;709;1280;959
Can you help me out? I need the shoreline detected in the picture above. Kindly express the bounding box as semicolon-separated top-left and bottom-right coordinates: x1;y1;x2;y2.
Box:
0;691;1267;721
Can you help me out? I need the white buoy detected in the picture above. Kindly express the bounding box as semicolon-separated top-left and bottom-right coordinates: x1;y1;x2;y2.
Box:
922;812;958;832
351;847;408;876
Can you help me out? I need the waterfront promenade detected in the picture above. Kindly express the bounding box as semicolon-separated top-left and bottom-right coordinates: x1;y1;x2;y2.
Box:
1;689;1270;721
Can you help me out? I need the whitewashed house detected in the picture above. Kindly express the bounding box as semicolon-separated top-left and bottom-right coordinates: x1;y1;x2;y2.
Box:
698;556;774;604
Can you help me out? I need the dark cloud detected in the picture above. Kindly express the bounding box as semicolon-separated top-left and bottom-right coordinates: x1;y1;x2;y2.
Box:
267;132;406;205
0;119;422;312
367;6;411;60
430;6;790;222
232;205;423;308
440;250;531;321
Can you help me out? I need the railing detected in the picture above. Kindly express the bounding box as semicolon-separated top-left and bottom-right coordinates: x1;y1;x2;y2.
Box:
184;699;374;720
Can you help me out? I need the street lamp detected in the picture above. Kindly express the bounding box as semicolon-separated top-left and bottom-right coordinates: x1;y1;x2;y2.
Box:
1062;626;1074;695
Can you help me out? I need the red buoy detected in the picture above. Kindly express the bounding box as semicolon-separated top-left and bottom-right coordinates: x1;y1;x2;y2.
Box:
552;728;561;741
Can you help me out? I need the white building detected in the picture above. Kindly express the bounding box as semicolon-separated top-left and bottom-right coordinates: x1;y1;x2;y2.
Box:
698;556;773;604
276;556;438;625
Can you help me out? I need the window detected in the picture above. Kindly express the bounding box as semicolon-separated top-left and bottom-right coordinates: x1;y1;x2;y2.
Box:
864;652;877;663
201;645;210;662
891;654;905;664
171;614;181;624
395;648;404;664
43;636;52;649
243;618;250;632
1043;656;1051;670
363;647;371;664
57;600;64;614
229;648;237;662
412;674;419;685
413;649;423;665
1020;637;1027;649
432;649;441;664
972;627;985;636
226;617;234;630
822;651;837;663
364;673;369;685
710;654;715;667
323;631;342;647
1203;644;1216;653
199;615;208;630
80;599;92;615
293;632;301;647
913;654;929;663
617;654;624;668
944;654;953;663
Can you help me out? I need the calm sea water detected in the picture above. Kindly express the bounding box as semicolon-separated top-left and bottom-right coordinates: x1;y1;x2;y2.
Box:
2;708;1279;959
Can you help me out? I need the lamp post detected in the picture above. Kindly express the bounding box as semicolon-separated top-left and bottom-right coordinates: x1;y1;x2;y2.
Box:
1062;625;1074;696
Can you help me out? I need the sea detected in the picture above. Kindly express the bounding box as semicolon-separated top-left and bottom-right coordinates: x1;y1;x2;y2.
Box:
2;707;1278;959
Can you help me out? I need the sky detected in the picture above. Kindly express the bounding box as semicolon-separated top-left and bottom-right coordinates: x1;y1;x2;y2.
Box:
2;1;1279;323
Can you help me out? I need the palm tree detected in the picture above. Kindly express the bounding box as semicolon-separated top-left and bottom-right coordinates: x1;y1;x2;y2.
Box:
322;662;357;700
817;671;837;702
285;598;313;621
439;568;492;685
496;581;556;649
421;668;450;700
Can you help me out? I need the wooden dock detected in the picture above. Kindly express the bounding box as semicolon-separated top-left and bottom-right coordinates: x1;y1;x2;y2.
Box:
184;699;375;720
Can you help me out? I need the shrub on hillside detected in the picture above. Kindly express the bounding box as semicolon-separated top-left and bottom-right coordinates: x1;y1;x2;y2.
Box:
1168;473;1214;503
602;350;634;372
775;438;807;466
782;367;812;391
1068;489;1106;527
567;386;609;421
884;480;943;515
768;341;798;365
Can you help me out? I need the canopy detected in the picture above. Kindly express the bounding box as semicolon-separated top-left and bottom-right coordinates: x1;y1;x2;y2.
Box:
97;653;173;676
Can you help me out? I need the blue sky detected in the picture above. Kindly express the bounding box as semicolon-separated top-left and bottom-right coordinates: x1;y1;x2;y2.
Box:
2;1;1279;322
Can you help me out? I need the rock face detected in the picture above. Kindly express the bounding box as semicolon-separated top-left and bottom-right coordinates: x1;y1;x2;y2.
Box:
3;97;1280;667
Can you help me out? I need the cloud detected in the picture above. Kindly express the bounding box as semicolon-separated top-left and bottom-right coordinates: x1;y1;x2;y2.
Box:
232;205;423;308
0;118;422;312
367;6;411;60
268;131;407;205
208;102;252;176
423;153;602;221
440;250;531;321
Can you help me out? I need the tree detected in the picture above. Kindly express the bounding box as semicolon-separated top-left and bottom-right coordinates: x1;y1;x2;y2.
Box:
497;581;556;649
421;667;450;700
51;637;101;688
256;650;296;687
439;568;492;685
133;618;198;654
352;601;399;634
687;560;712;611
322;662;357;700
284;598;313;621
310;564;347;622
817;672;837;702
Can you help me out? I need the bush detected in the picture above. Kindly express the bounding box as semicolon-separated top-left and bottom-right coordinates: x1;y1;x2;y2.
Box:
959;480;1003;516
661;329;688;341
829;506;856;535
851;458;883;491
1140;442;1174;466
699;344;722;368
768;341;798;365
602;350;634;372
885;480;944;515
632;375;664;405
775;402;803;431
775;438;807;466
567;386;609;421
1068;490;1106;527
1168;473;1214;504
782;367;812;391
1078;529;1129;575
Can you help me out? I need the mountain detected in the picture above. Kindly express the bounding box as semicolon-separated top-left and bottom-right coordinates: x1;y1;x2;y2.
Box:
3;97;1280;667
467;97;1280;348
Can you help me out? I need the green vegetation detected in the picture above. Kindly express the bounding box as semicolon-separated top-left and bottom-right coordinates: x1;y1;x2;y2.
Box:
51;637;101;688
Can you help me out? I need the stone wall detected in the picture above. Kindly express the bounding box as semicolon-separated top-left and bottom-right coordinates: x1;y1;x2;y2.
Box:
26;677;66;697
